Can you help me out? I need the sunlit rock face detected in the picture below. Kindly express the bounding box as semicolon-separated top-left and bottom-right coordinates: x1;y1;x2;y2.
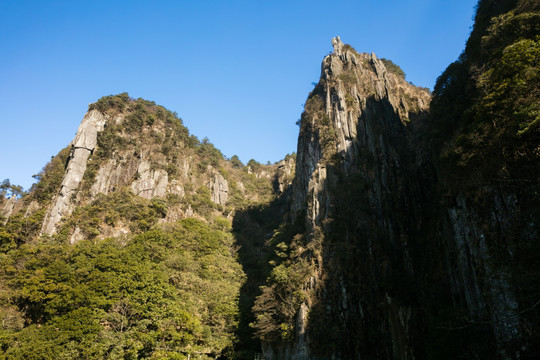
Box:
41;110;107;235
209;173;229;206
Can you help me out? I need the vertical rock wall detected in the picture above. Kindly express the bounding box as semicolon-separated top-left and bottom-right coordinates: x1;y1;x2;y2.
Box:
269;36;431;360
41;110;107;234
209;174;229;206
266;35;534;359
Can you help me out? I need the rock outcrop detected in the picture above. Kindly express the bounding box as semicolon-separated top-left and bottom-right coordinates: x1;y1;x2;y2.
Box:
209;174;229;206
273;156;295;194
26;95;290;242
130;160;169;199
259;32;539;359
1;196;18;225
261;36;431;360
41;110;107;234
4;7;536;355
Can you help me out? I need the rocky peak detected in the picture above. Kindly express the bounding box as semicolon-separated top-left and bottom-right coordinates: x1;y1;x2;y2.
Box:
29;94;291;241
291;37;430;222
265;38;433;360
331;35;344;56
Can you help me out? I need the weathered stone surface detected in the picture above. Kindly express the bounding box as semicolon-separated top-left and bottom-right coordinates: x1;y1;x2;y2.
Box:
90;157;139;197
24;200;40;218
163;204;185;223
266;35;533;360
291;36;430;222
267;37;432;360
444;192;520;348
41;110;107;234
130;160;169;199
1;196;17;224
69;227;84;244
167;180;185;197
209;174;228;206
273;157;295;194
331;35;343;56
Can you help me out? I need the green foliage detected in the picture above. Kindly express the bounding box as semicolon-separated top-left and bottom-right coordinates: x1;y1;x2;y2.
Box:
300;90;338;160
0;179;24;198
57;190;168;238
251;220;309;342
342;43;356;53
479;36;540;135
480;12;540;62
30;146;71;203
344;93;355;107
0;209;46;251
380;58;406;79
230;155;243;168
0;219;244;359
319;115;337;157
88;93;131;113
431;9;540;183
185;186;217;217
283;153;296;162
88;93;191;154
246;159;260;171
227;170;275;211
197;139;224;170
0;91;289;358
337;71;357;85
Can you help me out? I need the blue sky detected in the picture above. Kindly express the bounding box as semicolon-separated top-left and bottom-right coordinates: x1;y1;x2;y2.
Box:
0;0;477;190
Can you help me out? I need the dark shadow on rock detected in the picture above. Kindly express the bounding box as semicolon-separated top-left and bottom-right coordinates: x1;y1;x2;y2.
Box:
231;195;290;360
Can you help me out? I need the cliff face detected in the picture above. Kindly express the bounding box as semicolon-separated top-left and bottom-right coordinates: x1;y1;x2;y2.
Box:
256;36;432;360
294;37;432;359
427;0;540;357
292;36;430;223
257;26;539;359
41;110;107;235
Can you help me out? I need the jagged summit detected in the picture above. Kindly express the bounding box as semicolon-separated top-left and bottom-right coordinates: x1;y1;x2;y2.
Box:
253;23;540;359
331;35;344;55
254;39;434;359
291;38;430;217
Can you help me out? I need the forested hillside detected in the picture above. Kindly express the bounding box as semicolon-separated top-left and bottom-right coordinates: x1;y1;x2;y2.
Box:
0;95;294;359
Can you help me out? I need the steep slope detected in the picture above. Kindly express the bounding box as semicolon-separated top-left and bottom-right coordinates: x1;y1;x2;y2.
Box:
253;36;432;360
2;93;291;244
1;1;538;357
252;1;539;358
429;0;540;357
0;94;295;359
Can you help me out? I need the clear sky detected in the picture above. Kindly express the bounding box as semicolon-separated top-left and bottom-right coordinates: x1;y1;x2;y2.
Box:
0;0;477;190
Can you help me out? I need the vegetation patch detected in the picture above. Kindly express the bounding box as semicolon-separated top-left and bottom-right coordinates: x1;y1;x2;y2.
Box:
0;218;244;359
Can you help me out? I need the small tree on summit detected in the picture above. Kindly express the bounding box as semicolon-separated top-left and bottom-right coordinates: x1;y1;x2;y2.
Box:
380;58;406;79
231;155;243;168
